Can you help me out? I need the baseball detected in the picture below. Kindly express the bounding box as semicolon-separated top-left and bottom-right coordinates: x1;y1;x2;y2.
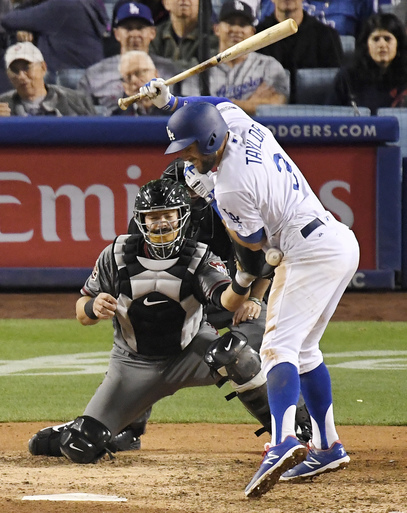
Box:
265;248;283;266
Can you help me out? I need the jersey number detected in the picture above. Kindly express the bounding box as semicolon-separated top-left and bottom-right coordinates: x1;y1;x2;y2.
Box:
273;153;299;191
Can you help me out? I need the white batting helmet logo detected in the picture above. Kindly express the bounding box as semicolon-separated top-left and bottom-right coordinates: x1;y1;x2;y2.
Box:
166;126;175;141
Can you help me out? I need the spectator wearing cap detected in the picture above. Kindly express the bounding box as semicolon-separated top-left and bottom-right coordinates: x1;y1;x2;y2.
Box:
1;0;109;75
0;42;96;116
111;50;168;116
182;0;289;114
77;1;181;115
257;0;344;103
150;0;219;68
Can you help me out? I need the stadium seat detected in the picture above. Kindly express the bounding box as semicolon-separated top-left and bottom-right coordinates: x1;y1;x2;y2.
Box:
255;104;371;117
295;68;339;105
377;107;407;158
56;68;86;90
340;35;355;65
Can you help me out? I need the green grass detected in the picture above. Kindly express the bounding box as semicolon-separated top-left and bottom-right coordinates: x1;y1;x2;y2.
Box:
0;320;406;425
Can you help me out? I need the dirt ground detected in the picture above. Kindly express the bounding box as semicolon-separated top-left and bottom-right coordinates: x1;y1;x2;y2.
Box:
1;291;406;513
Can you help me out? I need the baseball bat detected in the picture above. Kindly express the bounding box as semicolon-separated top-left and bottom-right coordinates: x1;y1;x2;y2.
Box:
118;18;298;110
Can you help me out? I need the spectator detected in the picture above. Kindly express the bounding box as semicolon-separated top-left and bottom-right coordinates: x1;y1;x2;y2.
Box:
139;0;168;24
112;50;167;116
257;0;344;103
302;1;376;37
150;0;219;67
1;0;109;75
212;0;262;21
184;0;289;114
259;1;376;36
0;42;96;115
327;13;407;114
0;0;11;93
78;1;180;115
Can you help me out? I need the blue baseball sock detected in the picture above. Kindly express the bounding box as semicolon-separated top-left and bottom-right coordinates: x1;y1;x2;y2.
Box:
300;362;338;449
267;362;300;445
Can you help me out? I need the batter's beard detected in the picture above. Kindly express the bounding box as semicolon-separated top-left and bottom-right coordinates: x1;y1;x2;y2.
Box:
199;153;218;174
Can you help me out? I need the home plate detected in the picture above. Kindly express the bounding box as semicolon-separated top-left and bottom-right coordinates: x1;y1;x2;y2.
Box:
22;493;127;502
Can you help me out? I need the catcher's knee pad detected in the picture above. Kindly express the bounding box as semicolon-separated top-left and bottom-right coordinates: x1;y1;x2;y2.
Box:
28;421;73;457
60;415;112;464
204;332;264;389
205;333;270;434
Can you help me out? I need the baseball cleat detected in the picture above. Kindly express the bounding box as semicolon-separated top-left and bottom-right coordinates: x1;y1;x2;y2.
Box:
245;435;308;498
280;440;350;481
110;427;141;452
28;422;73;456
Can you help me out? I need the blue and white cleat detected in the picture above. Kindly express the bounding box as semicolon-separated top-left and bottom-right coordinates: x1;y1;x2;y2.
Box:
245;435;308;498
280;440;350;481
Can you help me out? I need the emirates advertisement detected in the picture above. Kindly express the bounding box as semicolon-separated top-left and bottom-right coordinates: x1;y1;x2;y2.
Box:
0;144;376;269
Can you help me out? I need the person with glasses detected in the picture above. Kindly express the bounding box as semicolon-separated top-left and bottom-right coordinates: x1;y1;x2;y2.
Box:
111;50;168;116
0;42;95;116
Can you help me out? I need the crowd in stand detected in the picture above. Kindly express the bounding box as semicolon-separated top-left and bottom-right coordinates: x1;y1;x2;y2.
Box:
0;0;405;117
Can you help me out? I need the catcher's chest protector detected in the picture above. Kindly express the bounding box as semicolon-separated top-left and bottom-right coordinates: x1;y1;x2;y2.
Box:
113;235;206;356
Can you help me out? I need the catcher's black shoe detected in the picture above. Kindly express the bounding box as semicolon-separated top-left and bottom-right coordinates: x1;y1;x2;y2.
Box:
29;423;141;456
28;422;73;456
108;427;141;452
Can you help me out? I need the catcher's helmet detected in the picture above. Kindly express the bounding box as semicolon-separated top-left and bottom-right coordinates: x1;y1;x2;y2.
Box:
165;102;228;155
134;178;191;259
161;157;186;184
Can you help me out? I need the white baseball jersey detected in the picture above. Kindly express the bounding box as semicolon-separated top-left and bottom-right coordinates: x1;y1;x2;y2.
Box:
213;101;325;247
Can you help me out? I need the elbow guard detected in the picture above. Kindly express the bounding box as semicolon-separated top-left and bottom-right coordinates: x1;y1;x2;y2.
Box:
232;240;275;279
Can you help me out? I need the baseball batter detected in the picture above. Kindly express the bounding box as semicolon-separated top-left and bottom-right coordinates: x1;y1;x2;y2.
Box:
138;79;360;498
29;178;274;463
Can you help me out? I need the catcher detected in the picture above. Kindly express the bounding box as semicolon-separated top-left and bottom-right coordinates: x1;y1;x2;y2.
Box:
28;178;275;463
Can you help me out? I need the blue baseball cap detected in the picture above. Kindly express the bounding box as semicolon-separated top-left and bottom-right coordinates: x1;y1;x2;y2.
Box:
114;2;154;27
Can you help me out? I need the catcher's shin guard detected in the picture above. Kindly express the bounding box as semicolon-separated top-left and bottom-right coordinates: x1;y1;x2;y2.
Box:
60;415;112;464
204;332;271;434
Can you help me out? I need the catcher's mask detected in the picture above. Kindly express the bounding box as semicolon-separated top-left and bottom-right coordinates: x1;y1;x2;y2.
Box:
134;178;191;259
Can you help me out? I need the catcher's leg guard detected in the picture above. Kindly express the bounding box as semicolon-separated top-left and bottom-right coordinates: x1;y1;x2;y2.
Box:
204;332;271;434
60;415;112;464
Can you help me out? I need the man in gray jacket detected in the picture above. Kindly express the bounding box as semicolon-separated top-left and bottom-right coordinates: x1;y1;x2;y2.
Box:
0;42;95;116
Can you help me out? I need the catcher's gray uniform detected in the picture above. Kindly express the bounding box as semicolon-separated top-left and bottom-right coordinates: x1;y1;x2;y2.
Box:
81;234;249;436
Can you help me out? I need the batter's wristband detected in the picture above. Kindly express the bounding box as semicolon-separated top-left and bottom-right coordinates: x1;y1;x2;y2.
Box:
231;280;251;296
84;297;98;320
248;296;262;307
162;95;176;111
